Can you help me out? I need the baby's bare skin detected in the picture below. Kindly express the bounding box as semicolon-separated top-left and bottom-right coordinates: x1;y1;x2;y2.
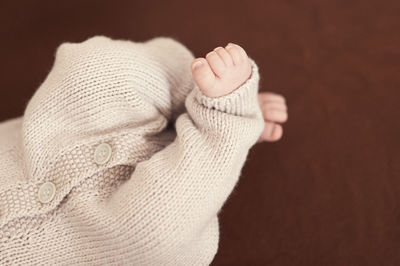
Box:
191;43;288;142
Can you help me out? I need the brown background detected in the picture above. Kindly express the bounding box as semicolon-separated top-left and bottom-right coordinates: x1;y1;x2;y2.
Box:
1;0;399;265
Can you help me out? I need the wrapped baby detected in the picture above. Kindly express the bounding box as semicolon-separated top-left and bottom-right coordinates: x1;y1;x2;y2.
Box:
0;36;287;265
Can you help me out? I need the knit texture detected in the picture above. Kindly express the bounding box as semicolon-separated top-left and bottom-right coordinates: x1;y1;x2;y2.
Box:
0;36;265;265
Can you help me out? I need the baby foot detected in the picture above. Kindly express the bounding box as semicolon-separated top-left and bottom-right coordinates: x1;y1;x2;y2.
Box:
257;92;288;142
191;43;252;98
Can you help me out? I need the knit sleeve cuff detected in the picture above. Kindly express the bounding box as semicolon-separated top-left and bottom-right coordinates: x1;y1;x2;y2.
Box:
193;58;261;117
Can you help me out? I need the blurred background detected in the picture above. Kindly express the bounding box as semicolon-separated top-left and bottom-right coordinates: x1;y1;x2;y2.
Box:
1;0;399;265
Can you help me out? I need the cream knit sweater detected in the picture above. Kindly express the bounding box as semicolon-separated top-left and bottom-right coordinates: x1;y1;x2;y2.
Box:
0;36;264;265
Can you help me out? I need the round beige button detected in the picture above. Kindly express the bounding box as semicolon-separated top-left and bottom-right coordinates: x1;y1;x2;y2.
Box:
38;182;56;204
94;143;112;165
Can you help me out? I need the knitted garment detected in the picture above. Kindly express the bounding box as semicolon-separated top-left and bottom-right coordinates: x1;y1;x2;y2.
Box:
0;36;264;265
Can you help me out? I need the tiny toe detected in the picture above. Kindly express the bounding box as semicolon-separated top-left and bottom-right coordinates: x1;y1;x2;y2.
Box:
262;107;288;123
261;101;287;111
259;121;274;141
206;51;227;77
260;122;283;142
214;47;233;66
191;58;216;93
259;122;283;142
270;124;283;141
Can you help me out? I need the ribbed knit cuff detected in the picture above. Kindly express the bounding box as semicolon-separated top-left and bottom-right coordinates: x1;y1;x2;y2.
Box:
194;58;260;117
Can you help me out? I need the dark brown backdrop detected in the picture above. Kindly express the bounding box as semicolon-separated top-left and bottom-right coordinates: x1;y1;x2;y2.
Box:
1;0;399;265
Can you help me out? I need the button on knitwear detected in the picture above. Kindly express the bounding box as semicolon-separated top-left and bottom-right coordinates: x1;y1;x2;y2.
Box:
0;35;265;265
